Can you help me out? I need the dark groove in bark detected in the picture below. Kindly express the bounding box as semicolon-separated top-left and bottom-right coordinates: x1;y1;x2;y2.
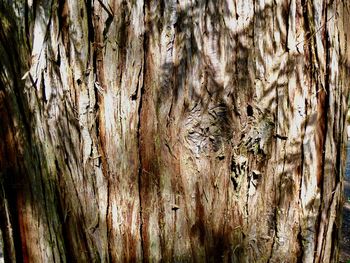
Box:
131;67;142;101
315;3;331;260
137;3;148;261
137;89;145;262
268;3;279;257
86;0;94;63
24;1;31;51
32;0;37;21
297;98;307;262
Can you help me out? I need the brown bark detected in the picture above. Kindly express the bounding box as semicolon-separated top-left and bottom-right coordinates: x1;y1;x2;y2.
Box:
0;0;349;262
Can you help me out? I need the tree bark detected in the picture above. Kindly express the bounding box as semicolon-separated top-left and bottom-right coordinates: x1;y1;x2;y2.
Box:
0;0;349;262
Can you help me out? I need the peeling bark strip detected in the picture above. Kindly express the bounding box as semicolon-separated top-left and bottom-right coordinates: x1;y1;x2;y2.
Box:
0;0;349;262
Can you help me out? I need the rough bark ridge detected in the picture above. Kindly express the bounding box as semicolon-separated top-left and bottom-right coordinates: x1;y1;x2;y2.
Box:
0;0;349;262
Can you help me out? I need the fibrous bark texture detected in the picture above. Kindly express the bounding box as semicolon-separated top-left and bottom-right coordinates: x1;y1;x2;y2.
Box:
0;0;350;262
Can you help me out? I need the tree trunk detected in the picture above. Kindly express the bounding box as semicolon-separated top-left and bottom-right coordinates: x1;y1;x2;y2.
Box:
0;0;349;262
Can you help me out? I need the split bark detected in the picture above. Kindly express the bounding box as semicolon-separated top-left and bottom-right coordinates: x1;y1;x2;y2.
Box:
0;0;349;262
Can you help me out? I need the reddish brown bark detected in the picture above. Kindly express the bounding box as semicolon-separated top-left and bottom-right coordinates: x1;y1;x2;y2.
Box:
0;0;350;262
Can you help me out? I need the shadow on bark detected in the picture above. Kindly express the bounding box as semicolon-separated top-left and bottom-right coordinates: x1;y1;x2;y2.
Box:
0;0;349;262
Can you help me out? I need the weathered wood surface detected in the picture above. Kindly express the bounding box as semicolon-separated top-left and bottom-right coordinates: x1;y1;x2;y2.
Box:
0;0;350;262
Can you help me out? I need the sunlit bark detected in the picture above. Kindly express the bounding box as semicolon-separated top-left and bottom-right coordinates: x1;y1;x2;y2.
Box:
0;0;349;262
